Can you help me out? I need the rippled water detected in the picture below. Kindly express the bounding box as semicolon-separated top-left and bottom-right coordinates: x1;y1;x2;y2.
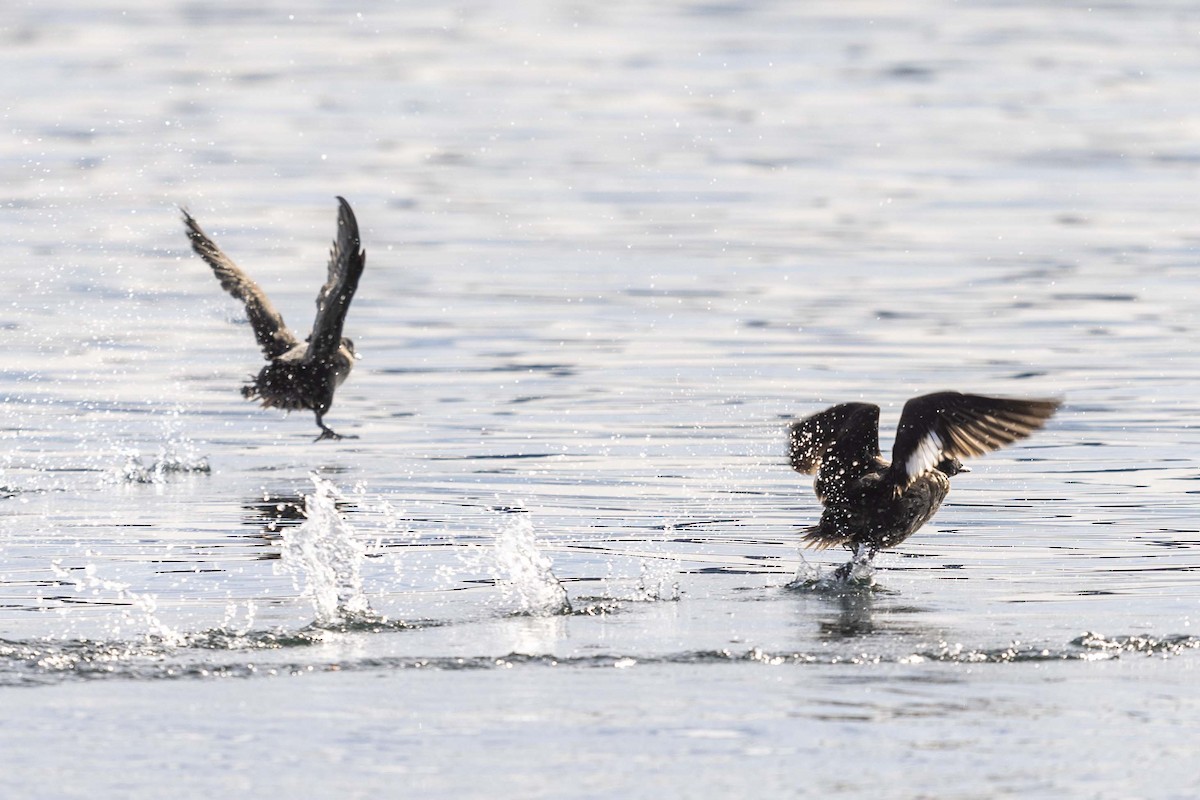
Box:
3;1;1200;797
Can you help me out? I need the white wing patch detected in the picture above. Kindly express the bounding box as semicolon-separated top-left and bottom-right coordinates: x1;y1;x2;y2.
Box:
904;430;943;479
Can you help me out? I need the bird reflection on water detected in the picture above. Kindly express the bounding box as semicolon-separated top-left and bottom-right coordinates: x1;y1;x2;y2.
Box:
785;566;882;639
785;560;940;643
242;492;309;537
818;590;879;640
238;490;352;562
815;590;944;644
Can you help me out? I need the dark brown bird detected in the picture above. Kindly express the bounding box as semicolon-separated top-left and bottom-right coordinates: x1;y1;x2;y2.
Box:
788;392;1060;577
183;197;366;441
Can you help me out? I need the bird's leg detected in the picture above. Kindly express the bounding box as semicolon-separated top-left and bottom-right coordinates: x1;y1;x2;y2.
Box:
833;543;876;583
315;426;342;442
314;413;357;442
849;543;877;582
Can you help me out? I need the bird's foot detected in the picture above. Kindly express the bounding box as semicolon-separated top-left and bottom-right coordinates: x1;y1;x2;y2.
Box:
832;546;877;584
830;561;855;583
315;427;359;442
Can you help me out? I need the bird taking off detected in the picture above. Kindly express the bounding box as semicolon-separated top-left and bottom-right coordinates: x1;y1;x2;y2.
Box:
788;392;1060;579
183;197;366;441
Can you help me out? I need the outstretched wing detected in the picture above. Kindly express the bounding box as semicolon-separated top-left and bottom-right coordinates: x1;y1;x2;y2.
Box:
788;402;879;473
788;402;881;501
182;208;299;360
307;196;366;364
889;392;1061;491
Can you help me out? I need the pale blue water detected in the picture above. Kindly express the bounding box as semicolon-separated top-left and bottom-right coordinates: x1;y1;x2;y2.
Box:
2;1;1199;797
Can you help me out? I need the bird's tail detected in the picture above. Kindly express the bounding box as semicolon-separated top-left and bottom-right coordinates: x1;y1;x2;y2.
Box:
241;378;261;402
800;525;853;551
241;370;307;411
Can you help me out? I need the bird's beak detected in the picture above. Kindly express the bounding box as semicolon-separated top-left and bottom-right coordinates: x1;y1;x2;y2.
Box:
959;464;972;473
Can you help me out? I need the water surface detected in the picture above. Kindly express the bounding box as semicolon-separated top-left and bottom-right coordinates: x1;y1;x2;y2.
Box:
2;1;1199;797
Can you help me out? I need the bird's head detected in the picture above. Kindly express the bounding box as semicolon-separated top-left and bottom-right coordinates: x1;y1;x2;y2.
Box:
341;337;361;359
935;456;970;477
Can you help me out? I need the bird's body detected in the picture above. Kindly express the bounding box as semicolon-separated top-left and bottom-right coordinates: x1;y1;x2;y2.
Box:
183;197;366;440
788;393;1060;574
240;339;356;413
808;464;952;552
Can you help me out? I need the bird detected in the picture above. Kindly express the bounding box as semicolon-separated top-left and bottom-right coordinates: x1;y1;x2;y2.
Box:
788;392;1060;579
182;196;366;441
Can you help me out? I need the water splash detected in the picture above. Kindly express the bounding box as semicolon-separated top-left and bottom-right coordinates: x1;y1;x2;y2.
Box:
116;446;211;485
635;557;681;602
785;549;876;593
220;600;257;636
0;457;15;499
626;522;681;602
111;408;211;485
49;561;184;646
277;475;373;625
1072;631;1200;656
494;514;572;616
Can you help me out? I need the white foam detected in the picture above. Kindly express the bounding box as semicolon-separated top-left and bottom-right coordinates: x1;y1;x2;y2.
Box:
277;474;372;624
493;514;572;616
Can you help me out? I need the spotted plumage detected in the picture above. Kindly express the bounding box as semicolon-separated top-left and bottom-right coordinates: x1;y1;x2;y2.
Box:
788;392;1060;566
183;197;366;441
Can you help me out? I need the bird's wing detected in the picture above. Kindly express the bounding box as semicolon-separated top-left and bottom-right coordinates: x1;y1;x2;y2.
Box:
182;208;299;360
789;402;881;501
306;196;365;364
889;392;1061;491
788;402;880;473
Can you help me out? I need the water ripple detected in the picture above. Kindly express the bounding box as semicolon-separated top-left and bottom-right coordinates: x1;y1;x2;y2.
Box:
2;631;1196;687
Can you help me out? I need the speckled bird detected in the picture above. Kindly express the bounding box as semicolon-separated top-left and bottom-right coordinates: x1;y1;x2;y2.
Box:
788;392;1060;576
183;197;365;441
